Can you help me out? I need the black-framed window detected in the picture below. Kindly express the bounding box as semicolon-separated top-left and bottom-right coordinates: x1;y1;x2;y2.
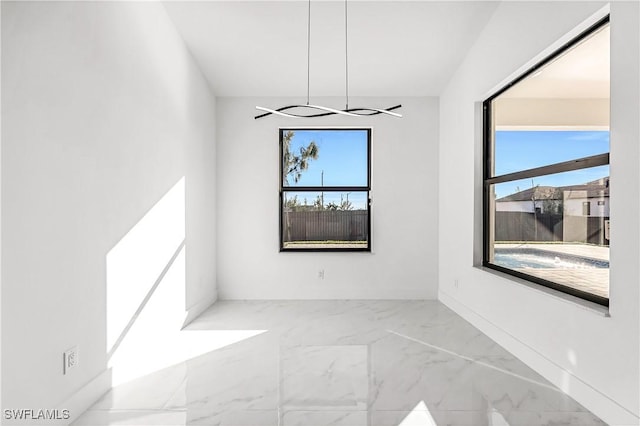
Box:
483;17;610;306
279;128;371;252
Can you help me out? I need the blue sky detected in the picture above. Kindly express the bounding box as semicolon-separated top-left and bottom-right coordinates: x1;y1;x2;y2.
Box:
494;130;609;198
286;130;368;187
285;130;368;208
284;129;610;203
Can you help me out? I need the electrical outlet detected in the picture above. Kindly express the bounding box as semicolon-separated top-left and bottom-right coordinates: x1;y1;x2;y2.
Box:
454;279;459;289
318;269;325;279
63;346;78;375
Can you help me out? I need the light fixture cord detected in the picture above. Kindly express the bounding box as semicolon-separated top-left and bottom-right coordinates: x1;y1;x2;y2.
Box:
307;0;311;106
344;0;349;110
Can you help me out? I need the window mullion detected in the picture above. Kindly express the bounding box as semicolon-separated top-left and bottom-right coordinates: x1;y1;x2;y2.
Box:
487;153;609;185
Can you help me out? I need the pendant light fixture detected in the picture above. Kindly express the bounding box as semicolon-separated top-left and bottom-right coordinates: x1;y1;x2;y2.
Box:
255;0;402;119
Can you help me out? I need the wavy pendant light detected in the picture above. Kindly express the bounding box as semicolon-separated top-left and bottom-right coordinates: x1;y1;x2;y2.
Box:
255;0;402;119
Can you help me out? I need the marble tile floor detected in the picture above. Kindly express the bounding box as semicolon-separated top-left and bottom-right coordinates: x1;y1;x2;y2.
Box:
74;301;607;426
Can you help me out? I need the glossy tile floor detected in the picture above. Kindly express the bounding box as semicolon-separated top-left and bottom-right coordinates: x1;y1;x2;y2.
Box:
74;301;607;426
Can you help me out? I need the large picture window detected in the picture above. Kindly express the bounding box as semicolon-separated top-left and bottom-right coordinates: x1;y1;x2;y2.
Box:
483;17;610;306
280;129;371;251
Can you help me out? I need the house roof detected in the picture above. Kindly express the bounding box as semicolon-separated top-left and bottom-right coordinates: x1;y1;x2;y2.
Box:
497;177;609;202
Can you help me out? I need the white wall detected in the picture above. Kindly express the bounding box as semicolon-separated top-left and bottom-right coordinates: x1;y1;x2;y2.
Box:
439;2;639;425
217;97;437;300
564;197;610;218
1;1;216;422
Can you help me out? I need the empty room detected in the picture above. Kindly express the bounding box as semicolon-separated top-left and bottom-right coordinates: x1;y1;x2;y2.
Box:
1;1;639;425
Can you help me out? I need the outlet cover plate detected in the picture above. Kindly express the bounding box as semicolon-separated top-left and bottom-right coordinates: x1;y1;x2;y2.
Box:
63;346;78;375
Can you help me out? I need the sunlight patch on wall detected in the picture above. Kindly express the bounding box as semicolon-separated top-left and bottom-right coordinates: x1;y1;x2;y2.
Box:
106;177;186;353
108;244;265;385
106;176;266;386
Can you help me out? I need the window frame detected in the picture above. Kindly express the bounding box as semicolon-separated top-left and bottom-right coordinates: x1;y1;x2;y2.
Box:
482;16;610;307
279;128;372;253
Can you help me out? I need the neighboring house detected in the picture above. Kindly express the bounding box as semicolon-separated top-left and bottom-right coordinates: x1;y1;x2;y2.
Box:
495;177;609;217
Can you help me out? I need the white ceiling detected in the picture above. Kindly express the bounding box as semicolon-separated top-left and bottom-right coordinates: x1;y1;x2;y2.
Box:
163;1;500;97
500;24;610;99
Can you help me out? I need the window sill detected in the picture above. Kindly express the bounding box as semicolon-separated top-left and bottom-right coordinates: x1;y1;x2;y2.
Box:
475;265;610;317
280;247;371;253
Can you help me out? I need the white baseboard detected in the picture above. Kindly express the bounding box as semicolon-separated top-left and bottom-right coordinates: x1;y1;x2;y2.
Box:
439;290;640;426
182;293;217;328
57;368;112;426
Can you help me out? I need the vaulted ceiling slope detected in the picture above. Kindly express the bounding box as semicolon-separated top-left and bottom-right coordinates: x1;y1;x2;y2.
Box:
163;1;500;97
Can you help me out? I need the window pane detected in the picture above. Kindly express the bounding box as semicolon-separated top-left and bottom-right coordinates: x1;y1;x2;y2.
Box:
282;191;369;249
488;166;609;299
282;129;368;187
483;19;609;304
492;130;609;176
488;23;610;178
